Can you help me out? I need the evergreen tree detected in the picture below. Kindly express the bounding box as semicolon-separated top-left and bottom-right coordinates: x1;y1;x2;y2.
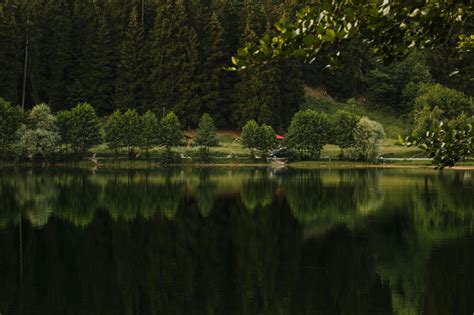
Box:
0;3;22;104
364;52;432;113
115;6;146;112
195;113;219;149
66;0;99;106
278;58;304;129
87;16;117;115
233;16;287;129
37;0;74;110
148;0;199;126
234;63;280;128
0;98;24;158
198;11;229;126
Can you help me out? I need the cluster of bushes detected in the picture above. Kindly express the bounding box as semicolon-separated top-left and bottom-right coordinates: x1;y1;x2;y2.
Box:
0;98;220;163
241;109;386;161
406;84;474;168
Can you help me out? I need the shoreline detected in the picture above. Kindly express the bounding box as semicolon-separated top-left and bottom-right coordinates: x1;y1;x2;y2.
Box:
1;160;474;171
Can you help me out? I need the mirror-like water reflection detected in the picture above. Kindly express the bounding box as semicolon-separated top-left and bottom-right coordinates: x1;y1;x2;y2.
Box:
0;167;473;314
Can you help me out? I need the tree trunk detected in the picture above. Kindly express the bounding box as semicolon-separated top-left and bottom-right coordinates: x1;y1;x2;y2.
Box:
141;0;145;25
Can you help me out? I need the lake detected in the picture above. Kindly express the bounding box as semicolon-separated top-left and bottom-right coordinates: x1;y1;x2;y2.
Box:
0;167;473;314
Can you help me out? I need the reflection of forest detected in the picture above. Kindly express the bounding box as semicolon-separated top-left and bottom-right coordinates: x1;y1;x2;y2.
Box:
0;168;473;314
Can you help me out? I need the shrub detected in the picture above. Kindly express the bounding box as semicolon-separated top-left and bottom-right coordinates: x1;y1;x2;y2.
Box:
405;114;473;169
412;105;443;138
414;83;473;120
352;117;385;161
330;110;359;156
285;109;329;159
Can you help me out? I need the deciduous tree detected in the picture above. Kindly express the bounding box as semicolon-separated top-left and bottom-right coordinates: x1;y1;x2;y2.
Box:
285;110;330;159
104;110;124;157
159;111;183;150
140;110;159;157
15;103;61;161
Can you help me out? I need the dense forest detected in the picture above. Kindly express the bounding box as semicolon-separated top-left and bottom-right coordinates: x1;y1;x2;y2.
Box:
1;0;472;131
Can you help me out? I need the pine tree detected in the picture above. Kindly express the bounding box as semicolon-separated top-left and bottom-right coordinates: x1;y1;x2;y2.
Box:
147;0;199;126
197;11;229;126
67;0;100;106
37;0;74;111
0;98;24;158
278;58;304;129
0;3;22;105
195;113;219;148
233;20;281;128
115;6;146;112
87;15;117;115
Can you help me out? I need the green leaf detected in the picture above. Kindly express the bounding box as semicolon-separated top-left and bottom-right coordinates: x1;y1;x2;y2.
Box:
323;29;336;42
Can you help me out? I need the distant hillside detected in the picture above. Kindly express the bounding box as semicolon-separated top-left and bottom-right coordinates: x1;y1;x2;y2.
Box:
302;87;408;138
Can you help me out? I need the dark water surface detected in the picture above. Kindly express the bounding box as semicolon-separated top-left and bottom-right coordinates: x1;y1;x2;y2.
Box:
0;167;473;315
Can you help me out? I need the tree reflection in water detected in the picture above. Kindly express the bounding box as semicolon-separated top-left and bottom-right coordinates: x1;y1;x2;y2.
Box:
0;168;472;314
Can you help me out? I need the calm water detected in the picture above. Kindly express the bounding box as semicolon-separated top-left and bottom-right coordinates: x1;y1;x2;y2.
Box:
0;167;473;315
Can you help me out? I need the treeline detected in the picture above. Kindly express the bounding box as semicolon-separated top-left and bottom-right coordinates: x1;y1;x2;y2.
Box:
0;96;386;163
0;0;306;130
0;97;206;161
241;110;385;161
1;1;471;130
1;0;472;155
305;43;473;112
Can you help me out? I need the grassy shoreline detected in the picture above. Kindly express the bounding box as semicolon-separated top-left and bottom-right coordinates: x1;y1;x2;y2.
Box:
2;159;474;171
